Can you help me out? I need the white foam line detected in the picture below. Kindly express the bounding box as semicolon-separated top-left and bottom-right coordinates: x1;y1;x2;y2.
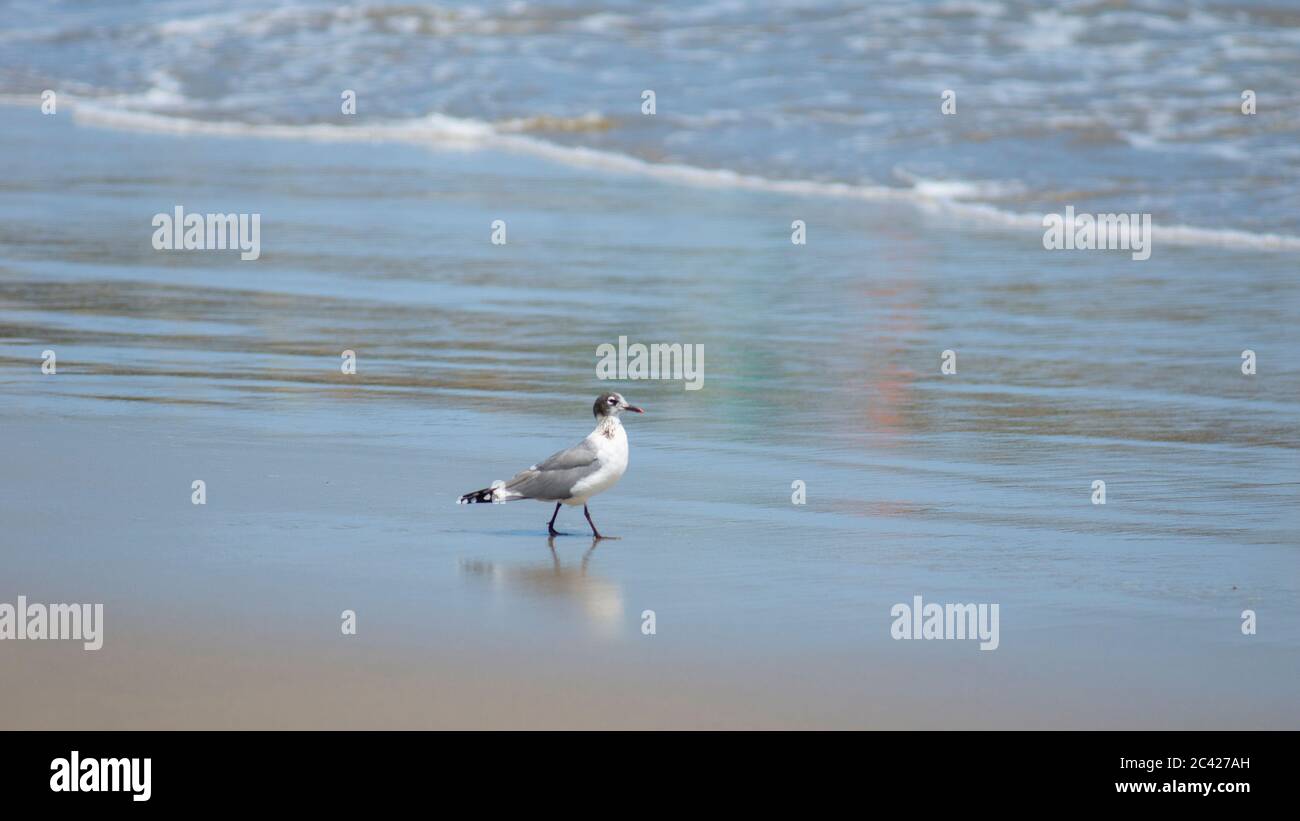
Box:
7;96;1300;253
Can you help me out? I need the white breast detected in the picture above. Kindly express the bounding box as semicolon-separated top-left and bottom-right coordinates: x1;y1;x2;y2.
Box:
565;420;629;504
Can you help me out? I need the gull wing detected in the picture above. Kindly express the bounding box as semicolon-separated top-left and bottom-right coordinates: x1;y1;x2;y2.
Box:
502;438;601;501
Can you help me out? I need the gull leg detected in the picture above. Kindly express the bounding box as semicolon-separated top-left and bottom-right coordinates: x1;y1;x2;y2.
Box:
583;504;607;540
547;503;563;537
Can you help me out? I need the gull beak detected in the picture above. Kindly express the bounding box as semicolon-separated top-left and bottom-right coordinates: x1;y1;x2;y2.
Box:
624;405;645;414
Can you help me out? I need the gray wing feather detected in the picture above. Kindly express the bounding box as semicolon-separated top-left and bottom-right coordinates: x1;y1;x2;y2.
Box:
503;439;600;501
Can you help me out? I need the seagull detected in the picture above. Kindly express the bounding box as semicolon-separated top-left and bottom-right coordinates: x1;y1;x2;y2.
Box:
458;392;644;538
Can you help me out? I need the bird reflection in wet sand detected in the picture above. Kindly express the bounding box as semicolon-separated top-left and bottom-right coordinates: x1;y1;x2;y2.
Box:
459;539;623;634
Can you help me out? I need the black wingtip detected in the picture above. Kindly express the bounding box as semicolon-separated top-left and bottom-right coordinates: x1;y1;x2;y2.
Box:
458;487;497;505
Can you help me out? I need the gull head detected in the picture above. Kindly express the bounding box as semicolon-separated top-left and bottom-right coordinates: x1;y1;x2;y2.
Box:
594;392;644;418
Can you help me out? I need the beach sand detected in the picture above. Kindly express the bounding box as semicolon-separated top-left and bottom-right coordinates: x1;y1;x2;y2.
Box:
1;104;1297;729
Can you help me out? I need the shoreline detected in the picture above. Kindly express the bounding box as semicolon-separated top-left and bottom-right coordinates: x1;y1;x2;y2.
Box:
5;96;1300;254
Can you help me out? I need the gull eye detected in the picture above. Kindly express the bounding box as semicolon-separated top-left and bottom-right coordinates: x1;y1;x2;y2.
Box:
607;397;618;404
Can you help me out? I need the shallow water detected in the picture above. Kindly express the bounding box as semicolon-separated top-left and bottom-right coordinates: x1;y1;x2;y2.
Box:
1;11;1298;726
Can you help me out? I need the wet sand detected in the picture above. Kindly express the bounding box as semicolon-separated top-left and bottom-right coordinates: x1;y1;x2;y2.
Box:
3;412;1293;730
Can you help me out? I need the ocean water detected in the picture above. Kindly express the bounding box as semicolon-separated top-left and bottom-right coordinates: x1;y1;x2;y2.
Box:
0;2;1297;728
4;0;1300;242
